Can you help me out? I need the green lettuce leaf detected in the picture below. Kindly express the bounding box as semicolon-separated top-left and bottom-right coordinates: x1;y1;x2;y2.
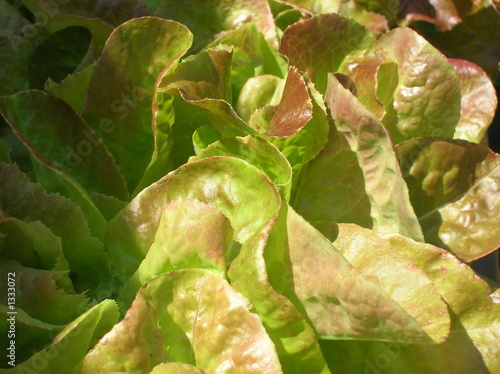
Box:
0;260;87;325
0;162;111;295
388;234;500;372
87;192;127;222
83;17;193;192
192;126;222;153
45;63;95;115
81;270;282;373
450;58;498;144
207;23;285;97
161;45;233;103
0;90;127;236
148;362;205;373
228;209;331;373
140;43;254;192
320;233;500;373
0;90;128;201
0;217;66;271
269;204;433;343
234;70;327;184
119;199;233;308
147;0;277;53
332;224;450;343
106;157;281;283
157;44;253;143
0;304;65;367
27;26;92;90
28;160;110;240
236;74;284;122
0;299;119;373
292;74;423;241
0;24;49;95
0;0;107;95
379;27;461;143
396;137;500;262
190;135;292;200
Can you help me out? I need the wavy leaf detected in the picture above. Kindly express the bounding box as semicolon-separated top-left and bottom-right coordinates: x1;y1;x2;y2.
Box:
396;138;500;261
106;157;281;283
293;74;423;241
270;205;433;343
82;270;282;373
0;300;119;373
332;224;450;343
379;27;461;143
279;13;389;117
228;209;330;373
249;67;313;137
0;260;87;325
84;17;193;192
191;135;292;199
119;199;233;307
148;0;277;52
0;90;128;201
450;58;498;144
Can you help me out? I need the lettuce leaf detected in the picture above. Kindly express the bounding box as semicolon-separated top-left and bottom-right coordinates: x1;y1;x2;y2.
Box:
292;74;423;241
228;205;330;373
119;199;233;308
379;27;461;143
105;157;281;283
450;58;498;144
81;270;282;373
83;17;193;192
396;138;500;262
0;163;111;295
268;204;436;343
0;300;119;373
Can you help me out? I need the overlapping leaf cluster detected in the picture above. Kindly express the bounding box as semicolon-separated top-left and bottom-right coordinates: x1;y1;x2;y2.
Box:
0;0;499;373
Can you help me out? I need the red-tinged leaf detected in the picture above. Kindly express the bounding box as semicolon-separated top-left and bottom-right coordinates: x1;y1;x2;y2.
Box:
396;138;500;262
450;58;498;144
279;13;390;117
158;45;256;140
106;157;281;283
399;0;473;31
249;67;313;137
84;18;193;192
82;270;282;373
0;260;87;325
379;27;461;143
292;74;423;242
